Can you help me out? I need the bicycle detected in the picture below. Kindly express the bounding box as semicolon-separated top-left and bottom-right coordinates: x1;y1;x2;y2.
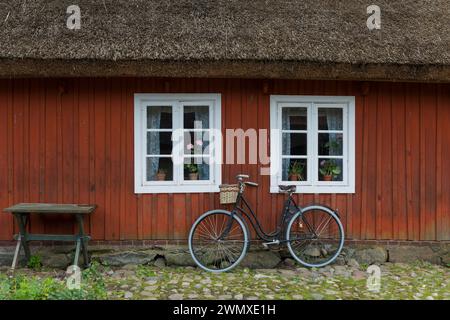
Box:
188;174;345;272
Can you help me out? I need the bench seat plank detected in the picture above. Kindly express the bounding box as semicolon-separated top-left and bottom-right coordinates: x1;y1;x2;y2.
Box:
13;234;91;242
3;203;96;214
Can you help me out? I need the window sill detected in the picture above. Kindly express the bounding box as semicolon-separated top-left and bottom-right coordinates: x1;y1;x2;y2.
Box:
135;184;220;194
270;185;355;194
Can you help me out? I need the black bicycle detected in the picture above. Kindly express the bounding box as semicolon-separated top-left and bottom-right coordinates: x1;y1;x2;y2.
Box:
188;174;345;272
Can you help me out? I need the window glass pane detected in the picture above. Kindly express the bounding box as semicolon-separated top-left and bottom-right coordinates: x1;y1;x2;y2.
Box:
146;157;173;181
184;106;209;129
282;107;307;130
282;133;307;155
183;158;210;181
147;132;172;155
184;131;210;155
318;133;343;156
318;158;343;182
282;159;307;181
318;108;343;131
147;106;172;129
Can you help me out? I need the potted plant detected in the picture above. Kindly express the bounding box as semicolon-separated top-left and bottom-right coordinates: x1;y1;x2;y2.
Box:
319;159;341;181
288;161;304;181
185;164;199;180
156;169;167;181
324;140;341;155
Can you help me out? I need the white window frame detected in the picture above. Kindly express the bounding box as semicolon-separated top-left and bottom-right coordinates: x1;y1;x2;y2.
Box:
134;93;222;193
270;95;355;193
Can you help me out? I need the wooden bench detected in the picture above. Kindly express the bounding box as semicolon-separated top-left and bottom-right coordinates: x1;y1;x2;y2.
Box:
3;203;96;270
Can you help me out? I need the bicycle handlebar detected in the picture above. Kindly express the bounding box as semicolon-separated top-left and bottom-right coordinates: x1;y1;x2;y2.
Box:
236;174;258;187
245;182;259;187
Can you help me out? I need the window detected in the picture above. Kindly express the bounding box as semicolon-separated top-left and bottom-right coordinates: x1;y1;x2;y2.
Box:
134;94;222;193
270;95;355;193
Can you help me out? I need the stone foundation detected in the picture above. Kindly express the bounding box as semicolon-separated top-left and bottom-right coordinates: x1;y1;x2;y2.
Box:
0;241;448;269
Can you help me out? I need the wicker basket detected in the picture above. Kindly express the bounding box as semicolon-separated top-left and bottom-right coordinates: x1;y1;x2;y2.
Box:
219;184;239;204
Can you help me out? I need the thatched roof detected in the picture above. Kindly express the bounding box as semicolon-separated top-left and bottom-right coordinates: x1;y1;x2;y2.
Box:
0;0;449;81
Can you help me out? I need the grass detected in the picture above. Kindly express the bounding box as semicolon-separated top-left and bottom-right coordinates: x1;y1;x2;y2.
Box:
136;265;157;278
27;255;42;271
0;262;108;300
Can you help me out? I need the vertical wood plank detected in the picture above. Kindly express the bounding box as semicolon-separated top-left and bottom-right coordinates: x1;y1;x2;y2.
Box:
362;83;377;239
28;80;41;234
435;84;443;240
124;78;139;239
110;78;127;239
60;79;76;234
77;78;91;236
91;79;106;239
391;83;408;239
439;84;450;240
420;84;437;240
351;82;363;239
0;80;13;239
405;83;421;240
12;79;26;214
379;83;393;239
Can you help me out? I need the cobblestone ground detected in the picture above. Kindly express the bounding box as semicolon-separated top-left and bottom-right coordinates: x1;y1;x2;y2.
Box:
1;261;448;300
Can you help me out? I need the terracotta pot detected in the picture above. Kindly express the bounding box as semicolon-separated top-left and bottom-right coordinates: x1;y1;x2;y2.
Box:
288;174;302;181
156;173;166;181
323;175;333;181
189;173;199;180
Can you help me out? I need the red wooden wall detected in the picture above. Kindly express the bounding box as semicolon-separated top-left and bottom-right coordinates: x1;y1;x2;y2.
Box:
0;78;449;241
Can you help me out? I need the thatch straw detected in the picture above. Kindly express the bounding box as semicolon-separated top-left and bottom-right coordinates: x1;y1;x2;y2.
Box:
0;0;448;80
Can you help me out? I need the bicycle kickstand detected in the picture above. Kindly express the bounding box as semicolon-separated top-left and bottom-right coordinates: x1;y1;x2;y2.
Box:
262;240;280;249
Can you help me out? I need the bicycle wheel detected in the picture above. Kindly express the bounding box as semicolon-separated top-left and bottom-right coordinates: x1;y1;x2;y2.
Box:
188;210;249;273
286;205;344;268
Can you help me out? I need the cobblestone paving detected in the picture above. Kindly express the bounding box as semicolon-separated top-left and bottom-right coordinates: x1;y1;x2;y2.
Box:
1;262;448;300
114;262;449;300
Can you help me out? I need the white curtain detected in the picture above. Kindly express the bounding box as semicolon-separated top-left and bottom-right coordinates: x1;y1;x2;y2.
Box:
324;108;343;180
147;107;162;180
186;106;209;180
325;108;341;155
281;109;291;181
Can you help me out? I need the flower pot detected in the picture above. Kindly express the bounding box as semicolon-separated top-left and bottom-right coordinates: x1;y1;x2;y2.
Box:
189;173;199;180
323;175;333;181
156;173;166;181
289;174;302;181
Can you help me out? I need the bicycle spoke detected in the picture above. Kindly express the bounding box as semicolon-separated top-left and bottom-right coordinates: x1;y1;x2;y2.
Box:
315;215;333;237
197;221;216;239
218;214;227;236
292;239;313;252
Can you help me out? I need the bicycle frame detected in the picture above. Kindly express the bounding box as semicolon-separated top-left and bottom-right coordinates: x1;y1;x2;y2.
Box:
218;181;334;244
226;186;302;242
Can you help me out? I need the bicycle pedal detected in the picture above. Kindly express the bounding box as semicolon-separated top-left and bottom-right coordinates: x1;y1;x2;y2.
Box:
262;240;280;248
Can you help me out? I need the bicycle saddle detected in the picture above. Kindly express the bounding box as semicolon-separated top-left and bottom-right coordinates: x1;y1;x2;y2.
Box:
279;185;297;193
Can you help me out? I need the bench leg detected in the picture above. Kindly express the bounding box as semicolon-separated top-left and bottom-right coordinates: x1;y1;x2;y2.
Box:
15;213;31;261
11;237;22;271
76;214;90;268
81;238;90;268
73;239;81;267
